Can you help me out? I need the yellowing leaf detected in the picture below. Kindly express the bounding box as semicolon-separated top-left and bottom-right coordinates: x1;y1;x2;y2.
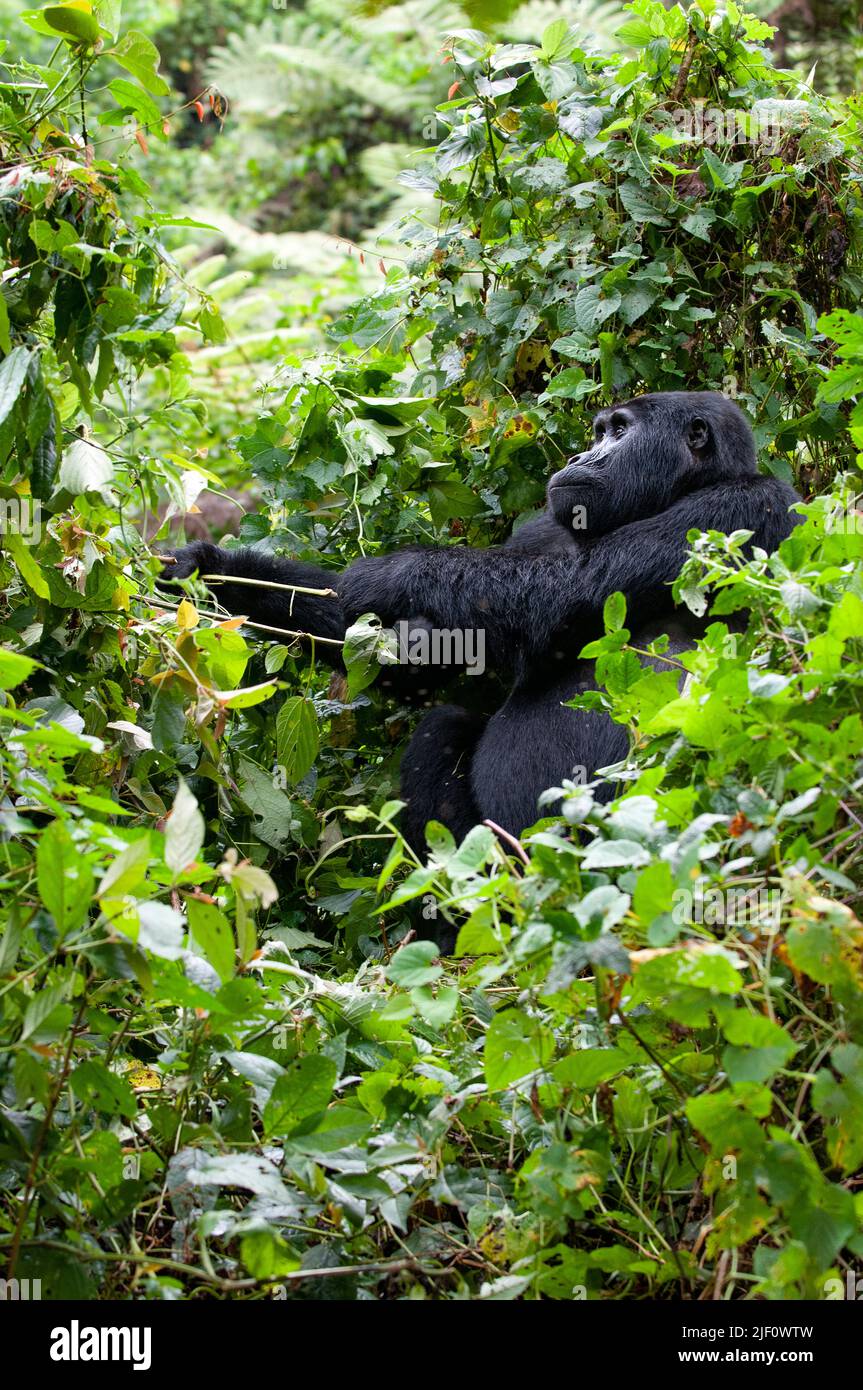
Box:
126;1063;161;1091
175;598;199;631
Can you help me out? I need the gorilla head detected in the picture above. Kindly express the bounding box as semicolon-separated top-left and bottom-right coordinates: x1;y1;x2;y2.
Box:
547;391;758;536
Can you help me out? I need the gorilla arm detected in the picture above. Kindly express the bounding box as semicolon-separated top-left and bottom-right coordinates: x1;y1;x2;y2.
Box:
160;540;347;665
338;476;800;658
159;540;483;695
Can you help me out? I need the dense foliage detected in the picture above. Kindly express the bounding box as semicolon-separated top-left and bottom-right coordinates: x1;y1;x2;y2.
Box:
0;0;861;1301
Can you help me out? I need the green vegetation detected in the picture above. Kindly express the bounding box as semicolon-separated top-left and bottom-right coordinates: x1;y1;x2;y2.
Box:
0;0;862;1300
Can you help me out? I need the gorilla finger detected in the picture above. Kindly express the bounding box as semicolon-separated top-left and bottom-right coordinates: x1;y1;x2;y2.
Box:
158;541;222;583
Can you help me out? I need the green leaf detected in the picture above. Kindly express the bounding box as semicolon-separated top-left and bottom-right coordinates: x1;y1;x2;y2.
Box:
603;591;626;633
385;940;442;987
20;985;70;1042
37;820;93;936
811;1044;863;1174
187;899;235;984
554;1048;626;1089
681;210;717;241
216;679;279;709
0;294;11;355
56;437;115;498
618;180;669;225
98;838;151;899
0;346;32;426
572;284;621;333
106;76;162;129
240;1228;300;1279
540;18;570;60
410;984;458;1028
199;303;227;344
70;1060;136;1119
109;30;170;95
722;1012;797;1084
633;860;674;923
31;397;58;499
164;779;204;876
428;478;481;528
275;696;319;783
3;532;50;599
343;614;386;697
263;1056;337;1136
615;17;654;46
0;646;41;690
484;1008;554;1090
41;5;102;45
582;837;650;870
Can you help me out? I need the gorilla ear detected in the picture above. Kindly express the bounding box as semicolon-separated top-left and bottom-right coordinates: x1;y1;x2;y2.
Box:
687;415;710;453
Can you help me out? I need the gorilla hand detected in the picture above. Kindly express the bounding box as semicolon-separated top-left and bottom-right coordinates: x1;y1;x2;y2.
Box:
157;543;347;663
159;541;225;583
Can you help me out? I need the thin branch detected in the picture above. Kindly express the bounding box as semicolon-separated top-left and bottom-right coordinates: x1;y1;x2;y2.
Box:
150;599;345;648
4;1239;445;1289
223;617;344;648
200;573;337;599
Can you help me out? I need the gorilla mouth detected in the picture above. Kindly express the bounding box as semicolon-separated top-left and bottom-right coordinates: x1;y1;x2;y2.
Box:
548;472;602;500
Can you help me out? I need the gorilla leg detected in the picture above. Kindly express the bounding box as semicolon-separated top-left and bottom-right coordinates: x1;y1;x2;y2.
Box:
400;705;485;854
400;705;486;954
471;682;630;833
471;628;699;833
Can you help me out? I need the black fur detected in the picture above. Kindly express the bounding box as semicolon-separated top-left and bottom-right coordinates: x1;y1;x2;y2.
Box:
163;392;800;844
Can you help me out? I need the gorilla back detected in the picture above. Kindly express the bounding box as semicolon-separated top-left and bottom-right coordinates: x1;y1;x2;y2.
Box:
163;392;801;847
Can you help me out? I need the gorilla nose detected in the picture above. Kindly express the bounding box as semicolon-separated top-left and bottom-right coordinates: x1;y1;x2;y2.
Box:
549;453;587;487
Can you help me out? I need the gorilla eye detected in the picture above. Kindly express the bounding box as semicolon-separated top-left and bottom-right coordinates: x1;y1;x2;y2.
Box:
610;415;627;438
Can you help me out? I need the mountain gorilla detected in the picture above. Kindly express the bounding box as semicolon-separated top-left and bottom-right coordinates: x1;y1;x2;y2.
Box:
164;392;800;849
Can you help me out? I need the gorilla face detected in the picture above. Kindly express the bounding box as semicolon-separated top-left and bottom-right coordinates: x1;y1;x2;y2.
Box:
547;391;758;536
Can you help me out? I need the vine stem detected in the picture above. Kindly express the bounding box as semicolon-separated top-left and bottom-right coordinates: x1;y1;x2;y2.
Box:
483;819;529;865
78;56;89;149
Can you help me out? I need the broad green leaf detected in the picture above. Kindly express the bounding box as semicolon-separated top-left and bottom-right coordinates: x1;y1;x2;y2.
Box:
164;777;205;875
554;1048;626;1089
99;838;151;899
275;696;319;783
0;346;32;425
70;1060;136;1119
216;679;279;709
385;940;442;987
56;437;114;497
410;984;458;1028
42;5;101;44
37;820;93;935
187;899;235;983
109;30;170;94
484;1008;554;1090
263;1056;337;1136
